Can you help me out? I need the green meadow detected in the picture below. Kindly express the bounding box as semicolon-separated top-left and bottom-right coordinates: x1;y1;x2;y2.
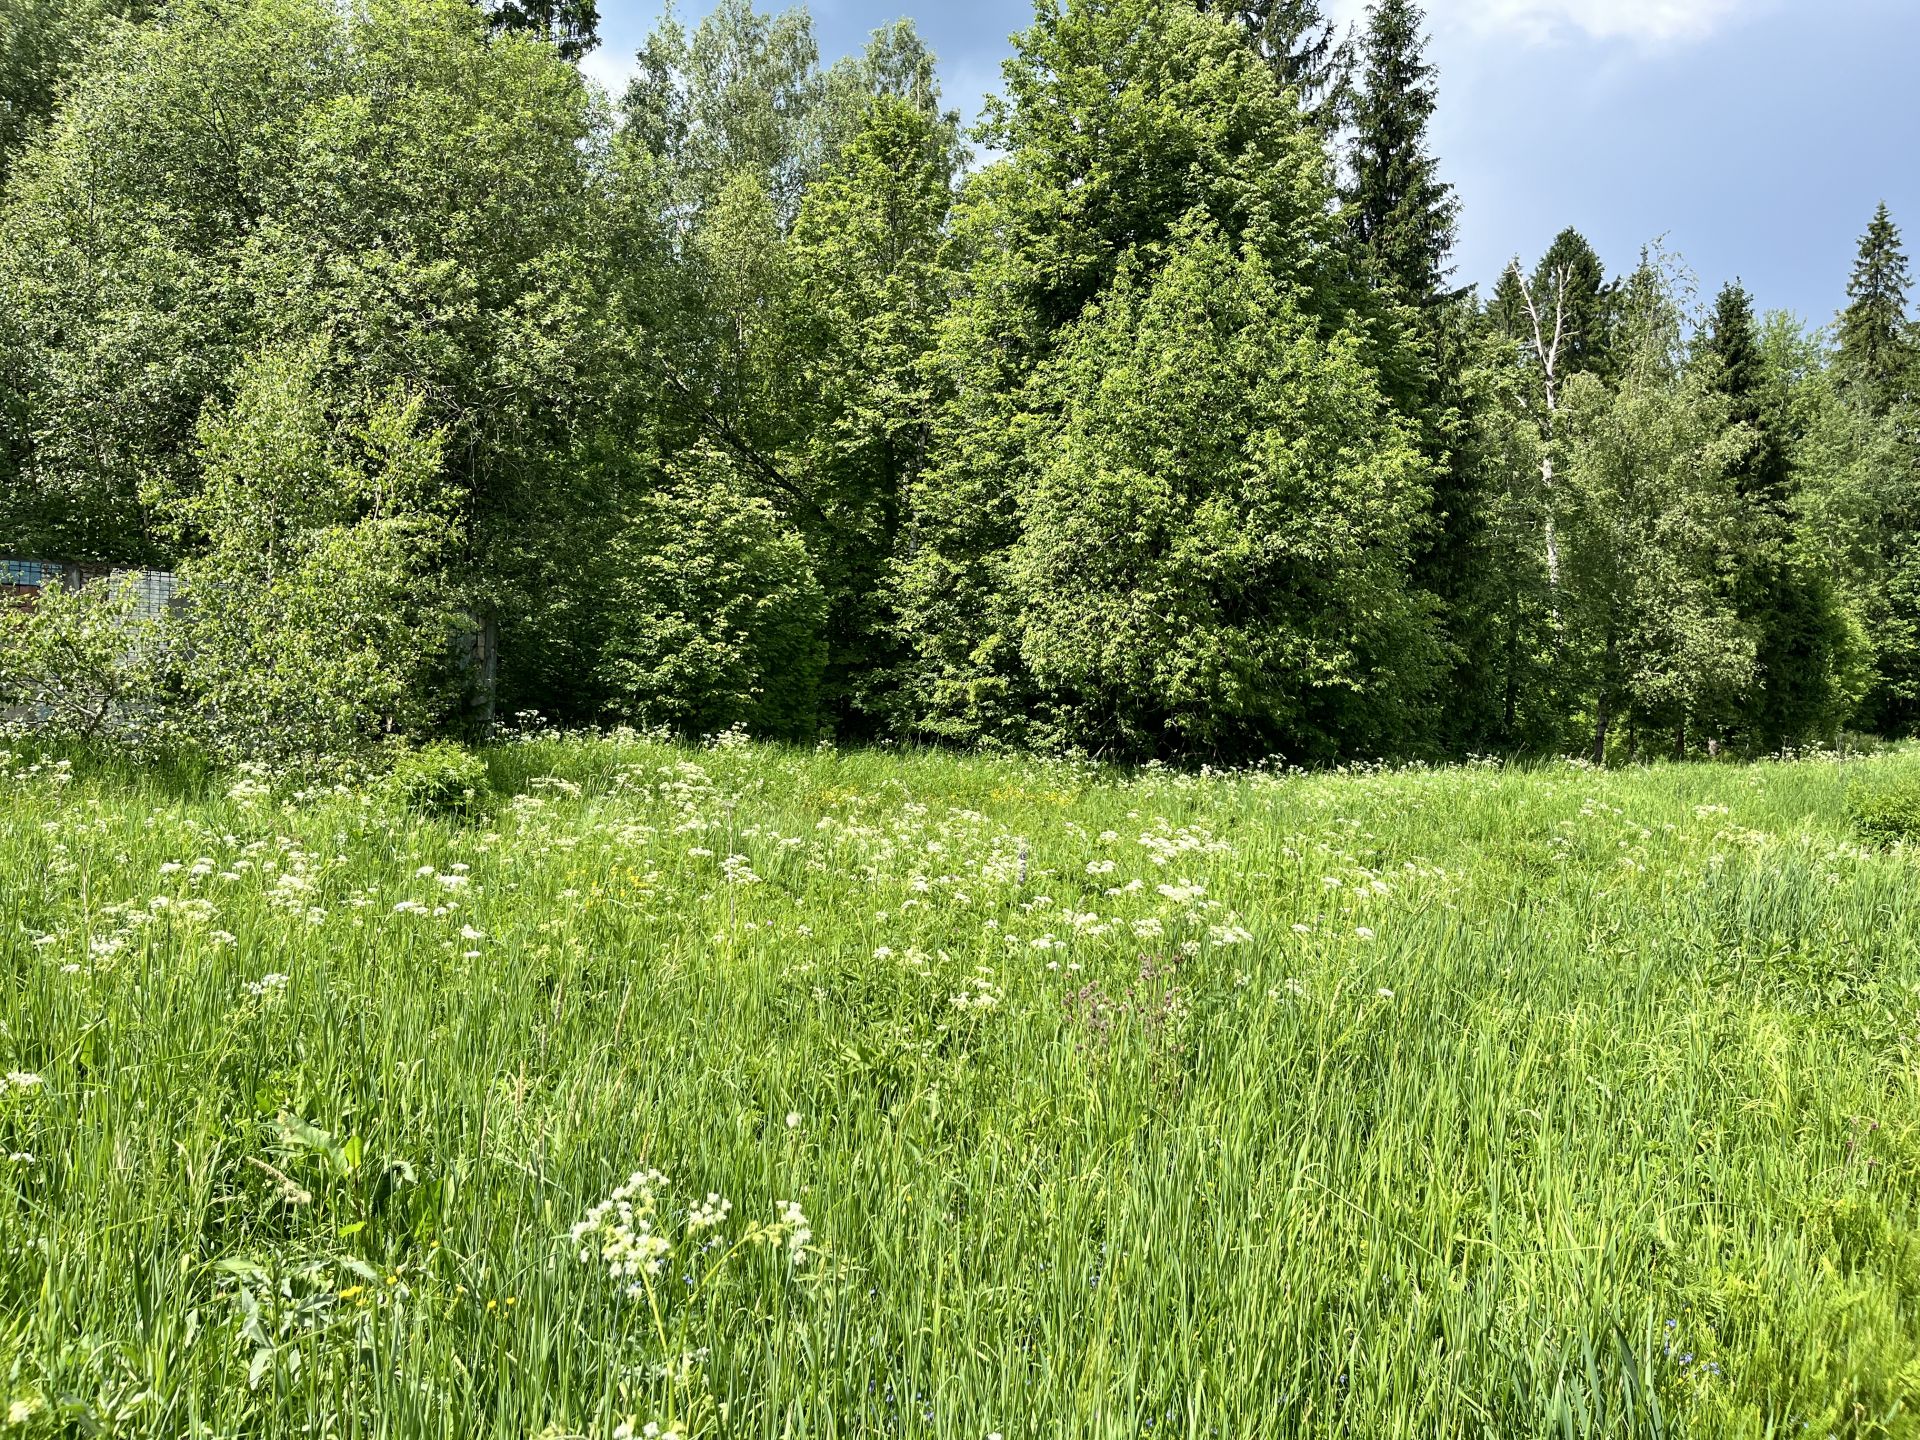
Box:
4;736;1920;1438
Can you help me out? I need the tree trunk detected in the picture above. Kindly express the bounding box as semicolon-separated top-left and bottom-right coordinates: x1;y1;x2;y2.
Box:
1593;693;1610;767
1541;457;1562;598
1513;261;1569;636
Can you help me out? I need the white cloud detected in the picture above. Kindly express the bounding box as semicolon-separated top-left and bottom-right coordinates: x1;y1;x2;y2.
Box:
1464;0;1749;44
579;46;636;101
1330;0;1762;48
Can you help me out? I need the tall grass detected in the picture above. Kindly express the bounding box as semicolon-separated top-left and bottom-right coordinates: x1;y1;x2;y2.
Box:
3;737;1919;1437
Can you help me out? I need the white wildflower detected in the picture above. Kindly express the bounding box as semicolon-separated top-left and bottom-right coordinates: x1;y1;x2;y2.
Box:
776;1200;813;1266
687;1192;733;1231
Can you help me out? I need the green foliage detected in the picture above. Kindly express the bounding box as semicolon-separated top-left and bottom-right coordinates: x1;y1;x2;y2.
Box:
170;348;469;766
1849;776;1920;844
381;740;493;820
1447;312;1565;750
477;0;598;60
0;574;167;744
1779;317;1920;737
1556;261;1755;757
1345;0;1457;309
7;0;1920;779
1533;228;1618;379
1342;0;1486;751
0;0;150;186
1199;0;1349;126
894;0;1430;757
1698;284;1856;750
621;0;826;224
0;0;627;702
785;91;955;729
1008;223;1437;760
596;446;827;742
619;7;956;738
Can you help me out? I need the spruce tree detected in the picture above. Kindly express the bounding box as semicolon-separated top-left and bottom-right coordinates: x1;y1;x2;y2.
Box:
1531;229;1615;379
1832;205;1920;734
1485;265;1528;341
477;0;599;59
1201;0;1348;124
1837;202;1918;413
1704;283;1790;510
1340;0;1497;746
1702;281;1849;749
1344;0;1457;307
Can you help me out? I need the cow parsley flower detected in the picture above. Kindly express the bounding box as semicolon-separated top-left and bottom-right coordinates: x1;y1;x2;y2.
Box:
687;1192;733;1231
776;1200;813;1266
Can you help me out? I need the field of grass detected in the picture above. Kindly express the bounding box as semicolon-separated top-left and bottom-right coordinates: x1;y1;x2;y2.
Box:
5;736;1920;1438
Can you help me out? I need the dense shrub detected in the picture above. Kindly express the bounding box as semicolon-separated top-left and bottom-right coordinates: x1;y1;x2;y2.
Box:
172;349;470;766
1850;777;1920;844
382;741;492;820
0;576;170;746
596;447;828;742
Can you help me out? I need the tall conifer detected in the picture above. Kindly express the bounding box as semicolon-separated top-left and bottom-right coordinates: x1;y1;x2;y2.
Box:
1703;282;1849;749
1837;203;1918;413
1344;0;1457;307
1202;0;1348;124
1531;229;1615;379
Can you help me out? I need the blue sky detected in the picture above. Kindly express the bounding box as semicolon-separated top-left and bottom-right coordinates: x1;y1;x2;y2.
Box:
583;0;1919;327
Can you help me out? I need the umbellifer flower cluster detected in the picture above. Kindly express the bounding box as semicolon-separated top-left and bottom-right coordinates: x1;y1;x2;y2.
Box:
570;1169;817;1302
612;1420;682;1440
572;1169;674;1298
